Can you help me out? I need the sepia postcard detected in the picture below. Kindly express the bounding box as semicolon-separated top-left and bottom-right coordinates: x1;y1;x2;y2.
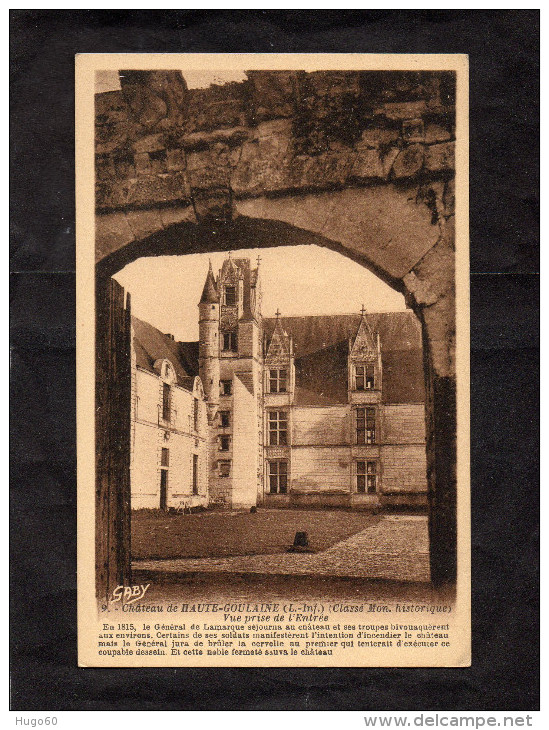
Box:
77;53;470;667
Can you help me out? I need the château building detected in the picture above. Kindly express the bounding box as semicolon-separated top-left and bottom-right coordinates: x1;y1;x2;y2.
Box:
129;255;428;511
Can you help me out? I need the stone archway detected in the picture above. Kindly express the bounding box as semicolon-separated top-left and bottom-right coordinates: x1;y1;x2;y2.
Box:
95;69;457;596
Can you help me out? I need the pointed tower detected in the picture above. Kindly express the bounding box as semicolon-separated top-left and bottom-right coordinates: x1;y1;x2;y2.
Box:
198;260;220;421
206;255;264;510
348;305;382;403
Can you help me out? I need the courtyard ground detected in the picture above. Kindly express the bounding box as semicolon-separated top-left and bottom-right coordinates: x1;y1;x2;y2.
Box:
133;514;430;584
131;508;378;560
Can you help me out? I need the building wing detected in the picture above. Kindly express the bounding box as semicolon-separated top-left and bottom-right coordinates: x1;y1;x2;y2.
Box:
263;311;424;404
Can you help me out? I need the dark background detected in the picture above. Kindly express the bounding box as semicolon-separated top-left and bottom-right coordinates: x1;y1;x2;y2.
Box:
10;10;539;710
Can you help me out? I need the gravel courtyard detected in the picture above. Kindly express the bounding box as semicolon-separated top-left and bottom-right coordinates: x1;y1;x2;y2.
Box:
133;513;430;584
131;508;379;560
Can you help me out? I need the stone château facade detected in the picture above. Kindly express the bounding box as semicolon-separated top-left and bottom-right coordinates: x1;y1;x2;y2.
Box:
129;255;427;511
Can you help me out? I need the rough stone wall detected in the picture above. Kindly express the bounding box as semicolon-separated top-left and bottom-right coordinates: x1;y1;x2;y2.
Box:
95;70;455;217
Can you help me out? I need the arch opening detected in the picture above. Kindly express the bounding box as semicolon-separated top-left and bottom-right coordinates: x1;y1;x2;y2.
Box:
95;214;456;596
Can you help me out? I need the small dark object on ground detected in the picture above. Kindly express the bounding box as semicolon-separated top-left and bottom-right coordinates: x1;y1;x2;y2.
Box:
250;506;257;513
287;530;315;553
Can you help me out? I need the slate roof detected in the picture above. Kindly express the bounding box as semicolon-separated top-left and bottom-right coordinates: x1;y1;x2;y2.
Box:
132;310;424;404
263;312;425;405
132;316;198;389
200;261;219;303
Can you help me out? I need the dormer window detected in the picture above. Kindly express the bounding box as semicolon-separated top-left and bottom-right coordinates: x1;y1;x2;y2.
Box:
269;369;287;393
354;364;375;390
224;286;236;306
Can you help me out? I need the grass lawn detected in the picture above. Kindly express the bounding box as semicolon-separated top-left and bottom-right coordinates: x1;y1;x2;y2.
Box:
131;509;377;560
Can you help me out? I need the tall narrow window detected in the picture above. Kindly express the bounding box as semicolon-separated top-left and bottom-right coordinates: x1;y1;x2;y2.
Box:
222;332;237;351
268;460;288;494
269;368;287;393
355;364;375;390
219;460;231;477
192;454;199;495
160;448;169;510
220;380;232;396
162;383;171;421
268;411;288;446
219;410;230;428
193;398;199;432
219;435;231;451
225;286;236;306
356;407;376;444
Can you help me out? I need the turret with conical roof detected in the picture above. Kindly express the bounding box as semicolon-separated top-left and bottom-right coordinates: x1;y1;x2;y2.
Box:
200;260;219;304
198;260;220;419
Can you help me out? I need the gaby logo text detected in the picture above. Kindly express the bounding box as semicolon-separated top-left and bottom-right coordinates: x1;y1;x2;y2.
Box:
110;584;150;605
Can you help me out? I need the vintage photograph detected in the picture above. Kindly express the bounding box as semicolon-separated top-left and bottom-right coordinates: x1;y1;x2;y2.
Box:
77;54;469;667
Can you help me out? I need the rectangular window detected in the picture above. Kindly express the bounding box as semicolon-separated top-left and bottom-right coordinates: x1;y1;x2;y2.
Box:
160;450;169;510
219;435;231;451
219;460;231;477
356;407;376;444
355;364;375;390
356;461;376;494
159;469;168;510
269;368;287;393
192;454;199;495
225;286;236;306
222;332;238;351
193;398;199;431
268;411;288;446
220;410;230;428
268;460;288;494
162;383;171;421
220;380;232;396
